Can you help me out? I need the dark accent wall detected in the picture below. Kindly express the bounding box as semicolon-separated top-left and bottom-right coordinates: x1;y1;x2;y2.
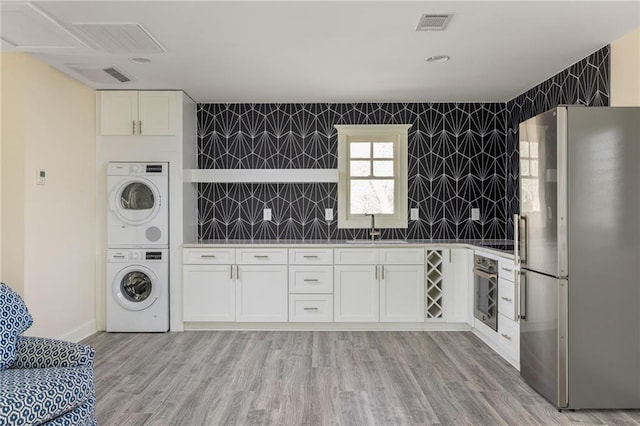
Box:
196;46;610;242
198;103;507;240
505;45;610;239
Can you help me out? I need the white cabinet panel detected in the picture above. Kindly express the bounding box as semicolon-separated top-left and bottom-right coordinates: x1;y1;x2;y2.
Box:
183;248;235;265
498;278;516;321
236;249;287;264
380;264;424;322
334;248;378;265
499;258;517;283
100;91;137;135
137;91;178;135
498;313;520;363
289;248;333;264
334;265;379;322
183;264;234;321
289;265;333;294
289;294;333;322
380;248;424;265
236;265;287;322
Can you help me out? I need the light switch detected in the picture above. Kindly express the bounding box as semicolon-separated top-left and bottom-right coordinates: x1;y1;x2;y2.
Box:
410;208;419;220
471;208;480;221
325;208;334;221
263;208;272;221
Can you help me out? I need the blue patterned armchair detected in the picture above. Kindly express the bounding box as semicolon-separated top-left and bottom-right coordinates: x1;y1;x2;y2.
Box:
0;283;96;425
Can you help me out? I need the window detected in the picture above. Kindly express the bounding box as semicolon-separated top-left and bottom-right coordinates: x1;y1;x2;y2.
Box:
335;124;410;228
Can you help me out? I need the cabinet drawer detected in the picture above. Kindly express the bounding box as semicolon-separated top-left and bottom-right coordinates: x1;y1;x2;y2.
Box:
236;249;287;264
380;248;424;265
183;248;235;264
498;278;517;321
289;266;333;294
334;248;378;265
289;249;333;265
499;258;516;282
498;313;520;362
289;295;333;322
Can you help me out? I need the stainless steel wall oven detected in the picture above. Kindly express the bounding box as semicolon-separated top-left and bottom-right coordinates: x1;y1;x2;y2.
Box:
473;254;498;331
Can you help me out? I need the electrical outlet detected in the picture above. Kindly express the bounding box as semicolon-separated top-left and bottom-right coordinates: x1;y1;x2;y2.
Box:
325;208;334;221
263;208;272;221
471;208;480;221
410;208;419;220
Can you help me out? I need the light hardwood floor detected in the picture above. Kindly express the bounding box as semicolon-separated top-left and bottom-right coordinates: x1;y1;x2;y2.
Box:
83;331;640;425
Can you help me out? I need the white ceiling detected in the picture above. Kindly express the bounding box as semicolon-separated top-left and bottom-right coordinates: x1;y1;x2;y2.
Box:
2;1;639;103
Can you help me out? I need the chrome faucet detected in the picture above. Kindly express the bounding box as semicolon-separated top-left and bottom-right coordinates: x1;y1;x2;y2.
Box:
365;213;381;241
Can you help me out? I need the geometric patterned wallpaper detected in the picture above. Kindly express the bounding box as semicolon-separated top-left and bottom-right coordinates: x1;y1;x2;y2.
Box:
504;45;610;239
197;46;610;242
198;103;507;240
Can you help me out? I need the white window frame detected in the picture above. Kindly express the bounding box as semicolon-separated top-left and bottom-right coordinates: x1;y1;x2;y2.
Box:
335;124;410;229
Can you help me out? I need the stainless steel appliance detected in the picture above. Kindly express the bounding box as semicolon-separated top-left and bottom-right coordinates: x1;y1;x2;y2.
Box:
473;254;498;331
517;106;640;409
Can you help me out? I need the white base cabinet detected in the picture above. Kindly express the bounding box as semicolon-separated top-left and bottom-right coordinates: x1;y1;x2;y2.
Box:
183;265;235;322
334;265;379;322
380;264;425;322
236;264;287;322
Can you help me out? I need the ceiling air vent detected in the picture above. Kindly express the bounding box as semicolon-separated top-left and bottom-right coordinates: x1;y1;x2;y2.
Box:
416;14;453;31
66;64;135;84
71;23;165;54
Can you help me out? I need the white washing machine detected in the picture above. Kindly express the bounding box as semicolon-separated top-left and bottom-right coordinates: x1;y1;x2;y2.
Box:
106;248;169;332
107;162;168;247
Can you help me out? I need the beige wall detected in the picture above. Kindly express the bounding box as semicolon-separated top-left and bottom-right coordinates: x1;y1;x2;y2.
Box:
1;53;96;341
611;27;640;106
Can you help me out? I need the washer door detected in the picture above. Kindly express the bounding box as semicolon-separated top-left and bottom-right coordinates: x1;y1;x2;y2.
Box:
111;178;161;226
113;265;160;311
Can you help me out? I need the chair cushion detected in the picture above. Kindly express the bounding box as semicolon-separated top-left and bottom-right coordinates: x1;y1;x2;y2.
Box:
0;365;94;425
0;283;33;371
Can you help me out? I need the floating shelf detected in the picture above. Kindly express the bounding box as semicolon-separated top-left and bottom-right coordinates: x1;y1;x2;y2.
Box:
185;169;339;183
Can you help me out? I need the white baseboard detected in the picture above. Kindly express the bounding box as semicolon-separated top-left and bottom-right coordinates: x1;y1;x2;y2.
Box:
58;319;98;342
183;322;472;332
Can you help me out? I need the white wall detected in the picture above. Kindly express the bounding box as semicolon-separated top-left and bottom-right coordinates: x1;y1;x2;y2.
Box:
1;53;96;341
611;27;640;106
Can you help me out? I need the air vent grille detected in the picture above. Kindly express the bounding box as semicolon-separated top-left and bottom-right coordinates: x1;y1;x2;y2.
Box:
416;14;453;31
103;67;131;83
71;23;165;53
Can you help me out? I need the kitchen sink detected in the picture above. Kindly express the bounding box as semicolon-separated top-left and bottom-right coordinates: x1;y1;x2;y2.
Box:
345;240;408;244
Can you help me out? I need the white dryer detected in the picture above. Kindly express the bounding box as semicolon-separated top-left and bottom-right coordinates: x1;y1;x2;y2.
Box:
106;248;169;332
107;162;168;247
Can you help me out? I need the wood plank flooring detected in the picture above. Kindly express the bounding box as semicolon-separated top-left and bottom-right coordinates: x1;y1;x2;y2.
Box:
83;331;640;425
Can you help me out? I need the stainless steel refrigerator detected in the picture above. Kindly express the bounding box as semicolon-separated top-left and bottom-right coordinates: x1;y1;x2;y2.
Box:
516;106;640;409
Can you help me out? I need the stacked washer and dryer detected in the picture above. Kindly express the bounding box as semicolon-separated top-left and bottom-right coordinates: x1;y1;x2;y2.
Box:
106;162;169;332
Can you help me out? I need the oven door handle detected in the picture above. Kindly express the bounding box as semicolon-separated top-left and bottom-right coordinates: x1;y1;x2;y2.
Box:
473;269;498;281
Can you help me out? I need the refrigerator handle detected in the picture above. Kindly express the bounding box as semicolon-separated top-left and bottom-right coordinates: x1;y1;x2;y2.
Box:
519;215;528;264
519;270;527;320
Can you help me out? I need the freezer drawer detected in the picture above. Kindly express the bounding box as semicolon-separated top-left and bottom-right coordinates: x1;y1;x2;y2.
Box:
519;270;567;408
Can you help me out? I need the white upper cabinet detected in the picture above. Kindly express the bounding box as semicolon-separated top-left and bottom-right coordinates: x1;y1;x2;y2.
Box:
99;90;178;136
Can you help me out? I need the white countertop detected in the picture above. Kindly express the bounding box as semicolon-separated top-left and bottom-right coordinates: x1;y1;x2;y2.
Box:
183;239;515;258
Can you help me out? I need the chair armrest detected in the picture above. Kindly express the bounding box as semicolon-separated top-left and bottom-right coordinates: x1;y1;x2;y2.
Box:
11;336;95;369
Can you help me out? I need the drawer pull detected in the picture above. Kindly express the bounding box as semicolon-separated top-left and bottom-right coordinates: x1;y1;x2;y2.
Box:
501;333;512;341
303;279;319;282
254;255;270;259
502;267;513;273
200;255;216;258
500;297;512;303
303;307;319;311
303;255;319;259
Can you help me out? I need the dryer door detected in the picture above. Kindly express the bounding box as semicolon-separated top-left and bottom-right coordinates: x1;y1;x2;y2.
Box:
111;177;161;225
113;265;160;311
